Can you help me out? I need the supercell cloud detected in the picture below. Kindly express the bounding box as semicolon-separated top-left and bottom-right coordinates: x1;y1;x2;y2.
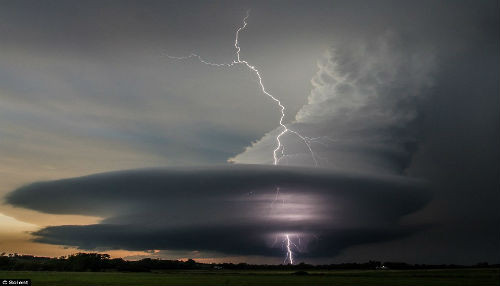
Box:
7;165;430;258
6;36;436;257
1;0;497;264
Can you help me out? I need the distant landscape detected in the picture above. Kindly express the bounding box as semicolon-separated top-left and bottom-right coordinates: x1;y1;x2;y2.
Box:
1;253;499;286
1;253;498;272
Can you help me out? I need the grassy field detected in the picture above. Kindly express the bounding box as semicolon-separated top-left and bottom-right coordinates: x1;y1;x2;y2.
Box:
1;268;498;286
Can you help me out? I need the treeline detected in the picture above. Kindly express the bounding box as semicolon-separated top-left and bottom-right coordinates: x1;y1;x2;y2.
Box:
0;253;497;272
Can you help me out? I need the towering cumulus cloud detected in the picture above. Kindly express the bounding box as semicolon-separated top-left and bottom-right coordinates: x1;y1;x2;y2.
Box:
231;33;435;175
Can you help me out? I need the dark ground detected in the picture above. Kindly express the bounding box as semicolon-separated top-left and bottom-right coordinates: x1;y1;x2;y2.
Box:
1;268;499;286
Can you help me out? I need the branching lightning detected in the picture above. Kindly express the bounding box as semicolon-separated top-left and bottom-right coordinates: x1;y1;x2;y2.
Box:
166;10;327;264
166;10;323;167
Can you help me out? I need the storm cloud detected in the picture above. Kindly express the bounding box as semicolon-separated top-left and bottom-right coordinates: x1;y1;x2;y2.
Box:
7;165;430;258
0;0;497;264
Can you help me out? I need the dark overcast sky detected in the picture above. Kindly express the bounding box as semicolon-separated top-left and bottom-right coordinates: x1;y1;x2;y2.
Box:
0;0;498;264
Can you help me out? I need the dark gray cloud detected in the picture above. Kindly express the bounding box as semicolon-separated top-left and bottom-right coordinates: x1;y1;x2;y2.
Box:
7;165;430;258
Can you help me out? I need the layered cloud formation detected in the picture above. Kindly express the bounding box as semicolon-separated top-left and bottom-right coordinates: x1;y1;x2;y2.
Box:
7;165;430;258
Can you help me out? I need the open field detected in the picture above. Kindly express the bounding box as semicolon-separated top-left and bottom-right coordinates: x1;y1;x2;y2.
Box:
1;268;499;286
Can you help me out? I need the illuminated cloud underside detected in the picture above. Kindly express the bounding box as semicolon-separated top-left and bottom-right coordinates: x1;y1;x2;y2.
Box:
7;165;430;258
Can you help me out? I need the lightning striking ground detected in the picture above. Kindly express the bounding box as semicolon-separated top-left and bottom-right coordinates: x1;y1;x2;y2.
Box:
166;10;324;264
285;234;294;264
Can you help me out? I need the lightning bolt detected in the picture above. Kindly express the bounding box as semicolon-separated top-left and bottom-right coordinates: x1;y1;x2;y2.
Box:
166;10;322;167
285;234;294;265
165;10;327;264
232;11;289;166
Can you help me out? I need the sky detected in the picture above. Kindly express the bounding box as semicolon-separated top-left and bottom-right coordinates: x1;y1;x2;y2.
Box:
0;0;498;264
